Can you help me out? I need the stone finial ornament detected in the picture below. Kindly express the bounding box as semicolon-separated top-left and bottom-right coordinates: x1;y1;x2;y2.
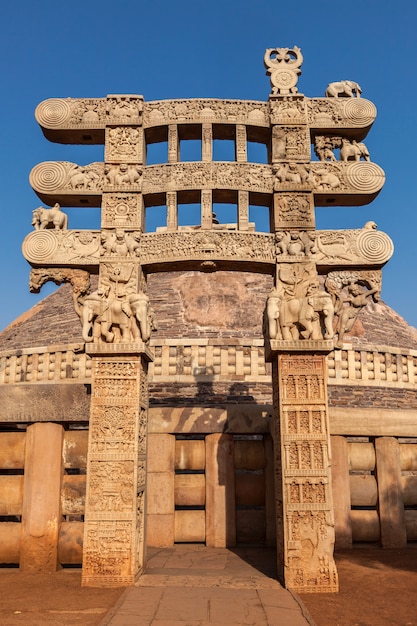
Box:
264;46;303;95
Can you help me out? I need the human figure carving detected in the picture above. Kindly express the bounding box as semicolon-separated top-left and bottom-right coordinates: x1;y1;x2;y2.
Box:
336;282;379;345
325;80;362;98
32;203;68;230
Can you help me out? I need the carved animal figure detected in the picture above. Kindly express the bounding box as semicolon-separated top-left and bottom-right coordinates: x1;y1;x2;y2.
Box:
325;80;362;98
278;289;334;341
264;291;282;340
80;290;132;343
32;204;68;230
69;169;89;189
340;139;370;162
314;169;341;189
129;293;157;342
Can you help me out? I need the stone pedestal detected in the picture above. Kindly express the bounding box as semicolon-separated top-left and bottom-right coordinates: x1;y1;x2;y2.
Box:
81;343;152;587
271;349;338;593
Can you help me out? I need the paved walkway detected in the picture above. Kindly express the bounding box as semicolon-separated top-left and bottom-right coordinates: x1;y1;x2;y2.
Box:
101;545;315;626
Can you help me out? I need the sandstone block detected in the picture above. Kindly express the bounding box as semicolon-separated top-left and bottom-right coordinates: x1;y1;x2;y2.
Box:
147;434;175;473
147;471;174;515
350;474;378;507
234;440;266;470
0;432;25;469
174;474;205;506
58;521;83;565
175;440;205;470
63;431;88;469
0;475;24;515
146;514;175;547
174;510;205;543
375;437;407;548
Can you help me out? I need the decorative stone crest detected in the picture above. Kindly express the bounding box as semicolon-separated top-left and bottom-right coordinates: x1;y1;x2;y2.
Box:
264;46;303;96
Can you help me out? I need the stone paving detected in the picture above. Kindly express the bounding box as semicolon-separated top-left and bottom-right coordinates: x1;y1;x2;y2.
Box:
100;545;315;625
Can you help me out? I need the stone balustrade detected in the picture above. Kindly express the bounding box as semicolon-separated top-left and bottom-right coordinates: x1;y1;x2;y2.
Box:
1;341;417;389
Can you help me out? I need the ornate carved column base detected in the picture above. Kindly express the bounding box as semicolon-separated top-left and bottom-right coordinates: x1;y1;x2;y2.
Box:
81;343;152;587
270;348;339;593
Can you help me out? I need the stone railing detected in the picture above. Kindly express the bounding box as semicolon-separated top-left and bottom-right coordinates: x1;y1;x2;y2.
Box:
0;344;91;384
1;341;417;389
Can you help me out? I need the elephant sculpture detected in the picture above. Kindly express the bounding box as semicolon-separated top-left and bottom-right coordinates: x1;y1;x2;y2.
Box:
32;203;68;230
340;139;370;162
129;293;158;342
264;291;282;340
325;80;362;98
80;290;132;343
265;285;334;341
80;290;157;344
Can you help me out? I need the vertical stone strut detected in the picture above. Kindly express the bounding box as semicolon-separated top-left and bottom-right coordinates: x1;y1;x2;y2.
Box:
81;94;155;586
265;47;338;592
82;352;150;586
272;354;338;592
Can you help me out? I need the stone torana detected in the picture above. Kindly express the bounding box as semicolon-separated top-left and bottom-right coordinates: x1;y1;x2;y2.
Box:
20;46;392;592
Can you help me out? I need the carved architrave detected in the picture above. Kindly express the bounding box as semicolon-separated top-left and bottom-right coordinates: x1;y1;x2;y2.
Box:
82;355;149;587
143;99;269;127
30;160;385;206
22;227;393;270
272;354;338;593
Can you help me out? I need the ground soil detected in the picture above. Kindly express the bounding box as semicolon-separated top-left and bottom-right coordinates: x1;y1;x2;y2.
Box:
299;546;417;626
0;546;416;625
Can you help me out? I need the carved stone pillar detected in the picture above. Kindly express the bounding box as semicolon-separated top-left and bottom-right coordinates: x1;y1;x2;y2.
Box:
235;124;247;162
238;190;249;231
270;350;338;593
202;123;212;162
166;191;178;231
201;190;213;230
81;346;152;587
168;124;179;163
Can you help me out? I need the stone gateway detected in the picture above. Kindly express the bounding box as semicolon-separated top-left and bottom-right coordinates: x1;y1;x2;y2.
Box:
1;47;414;595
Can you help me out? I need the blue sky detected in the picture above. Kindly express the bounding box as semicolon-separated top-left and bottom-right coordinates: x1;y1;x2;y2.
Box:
1;0;416;331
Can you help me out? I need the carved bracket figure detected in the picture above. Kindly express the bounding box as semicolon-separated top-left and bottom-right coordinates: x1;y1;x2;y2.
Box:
32;203;68;230
324;270;381;347
325;80;362;98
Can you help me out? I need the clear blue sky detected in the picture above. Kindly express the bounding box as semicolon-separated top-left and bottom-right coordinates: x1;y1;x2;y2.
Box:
1;0;416;331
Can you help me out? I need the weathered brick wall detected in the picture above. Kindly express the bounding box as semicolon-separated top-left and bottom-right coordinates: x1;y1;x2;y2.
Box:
149;381;273;406
328;385;417;410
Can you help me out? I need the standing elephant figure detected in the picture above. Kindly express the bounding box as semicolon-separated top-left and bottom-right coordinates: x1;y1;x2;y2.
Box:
325;80;362;98
129;293;157;342
79;289;112;343
32;203;68;230
340;139;370;162
80;289;133;343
